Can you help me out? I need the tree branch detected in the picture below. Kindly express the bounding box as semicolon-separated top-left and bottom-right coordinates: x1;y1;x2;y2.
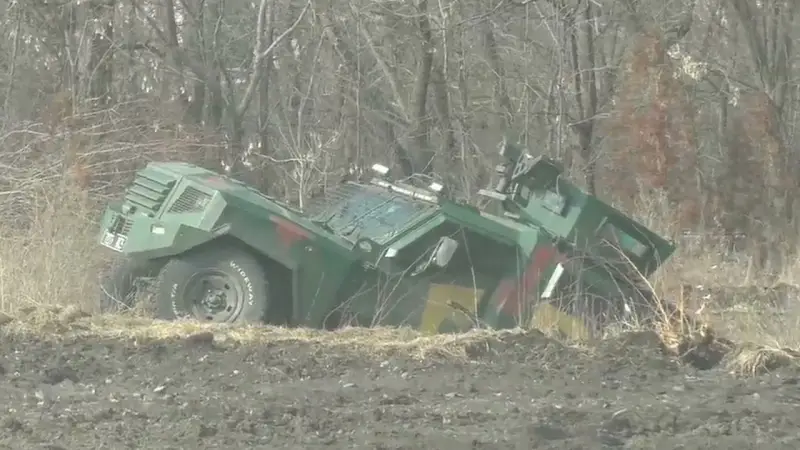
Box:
236;0;312;118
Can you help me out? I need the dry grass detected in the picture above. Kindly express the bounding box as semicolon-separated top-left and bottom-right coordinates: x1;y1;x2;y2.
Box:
1;183;799;376
0;304;555;362
0;185;111;314
647;237;800;374
726;344;800;376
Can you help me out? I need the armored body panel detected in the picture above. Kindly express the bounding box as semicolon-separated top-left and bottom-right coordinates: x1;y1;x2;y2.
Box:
98;140;676;338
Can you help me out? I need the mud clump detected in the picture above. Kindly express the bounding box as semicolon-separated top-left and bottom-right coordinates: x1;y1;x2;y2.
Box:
0;313;800;448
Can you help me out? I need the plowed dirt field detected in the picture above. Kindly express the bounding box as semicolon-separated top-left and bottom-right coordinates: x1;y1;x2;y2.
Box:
1;307;799;450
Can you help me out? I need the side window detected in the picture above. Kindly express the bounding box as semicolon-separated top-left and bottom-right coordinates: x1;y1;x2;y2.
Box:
514;185;531;207
537;189;568;216
598;221;649;259
515;181;568;217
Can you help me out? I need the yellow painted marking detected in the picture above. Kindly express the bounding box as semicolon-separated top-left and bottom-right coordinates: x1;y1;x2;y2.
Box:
530;302;590;341
420;284;484;334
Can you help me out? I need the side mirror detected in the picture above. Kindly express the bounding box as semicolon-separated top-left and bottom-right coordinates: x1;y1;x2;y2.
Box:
411;236;459;276
431;236;459;268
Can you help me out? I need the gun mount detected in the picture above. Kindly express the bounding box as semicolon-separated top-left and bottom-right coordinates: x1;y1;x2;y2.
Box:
479;139;675;279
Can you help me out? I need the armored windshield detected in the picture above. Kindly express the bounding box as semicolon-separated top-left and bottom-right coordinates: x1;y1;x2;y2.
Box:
305;183;436;243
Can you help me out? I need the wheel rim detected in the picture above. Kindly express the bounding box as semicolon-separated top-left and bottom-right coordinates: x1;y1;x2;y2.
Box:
183;270;245;322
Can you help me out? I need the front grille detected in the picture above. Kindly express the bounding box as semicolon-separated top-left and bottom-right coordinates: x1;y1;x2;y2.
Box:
168;186;208;213
124;172;176;215
109;214;133;236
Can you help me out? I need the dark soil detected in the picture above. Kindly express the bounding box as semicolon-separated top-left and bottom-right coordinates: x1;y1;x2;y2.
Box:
1;322;799;450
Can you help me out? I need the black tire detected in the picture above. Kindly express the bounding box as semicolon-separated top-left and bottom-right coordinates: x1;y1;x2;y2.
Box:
153;245;269;324
98;257;161;313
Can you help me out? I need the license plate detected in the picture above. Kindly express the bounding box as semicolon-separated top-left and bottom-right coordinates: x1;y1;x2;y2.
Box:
101;231;127;252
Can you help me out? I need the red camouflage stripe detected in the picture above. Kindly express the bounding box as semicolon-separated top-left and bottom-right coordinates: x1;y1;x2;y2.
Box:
495;244;564;317
270;216;312;248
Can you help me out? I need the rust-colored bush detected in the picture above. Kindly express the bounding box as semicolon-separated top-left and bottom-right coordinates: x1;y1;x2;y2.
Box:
606;33;700;230
717;90;798;269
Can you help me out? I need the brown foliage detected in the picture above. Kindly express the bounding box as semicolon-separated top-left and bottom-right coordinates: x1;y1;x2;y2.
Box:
608;34;699;229
66;162;92;190
42;92;74;135
716;90;798;268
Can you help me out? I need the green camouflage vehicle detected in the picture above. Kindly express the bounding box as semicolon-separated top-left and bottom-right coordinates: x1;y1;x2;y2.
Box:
97;139;676;338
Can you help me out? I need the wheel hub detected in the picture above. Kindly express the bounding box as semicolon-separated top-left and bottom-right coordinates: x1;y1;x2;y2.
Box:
201;287;226;311
188;272;243;322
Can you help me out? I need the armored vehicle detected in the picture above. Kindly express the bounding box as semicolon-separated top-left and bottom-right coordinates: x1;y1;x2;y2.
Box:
97;139;676;338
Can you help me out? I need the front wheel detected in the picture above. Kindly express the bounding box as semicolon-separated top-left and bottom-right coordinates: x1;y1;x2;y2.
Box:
153;245;270;324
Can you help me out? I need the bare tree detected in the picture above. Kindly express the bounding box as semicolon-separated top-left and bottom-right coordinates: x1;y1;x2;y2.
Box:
131;0;310;168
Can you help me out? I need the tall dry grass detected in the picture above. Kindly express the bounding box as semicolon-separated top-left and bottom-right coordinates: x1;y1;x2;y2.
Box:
0;104;224;317
0;183;111;314
628;192;800;349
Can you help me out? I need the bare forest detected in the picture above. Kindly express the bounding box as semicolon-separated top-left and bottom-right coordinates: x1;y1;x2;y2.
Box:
0;0;799;317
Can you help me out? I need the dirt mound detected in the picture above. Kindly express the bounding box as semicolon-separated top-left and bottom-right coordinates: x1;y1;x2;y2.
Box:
2;308;800;448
